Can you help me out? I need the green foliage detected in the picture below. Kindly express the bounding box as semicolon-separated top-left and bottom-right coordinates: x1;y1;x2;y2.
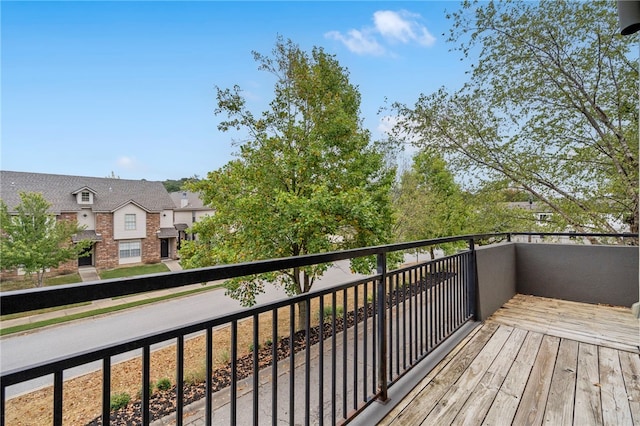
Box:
155;378;172;391
181;37;396;311
110;392;131;411
0;192;93;287
393;150;469;254
320;305;344;322
392;0;639;235
163;176;200;193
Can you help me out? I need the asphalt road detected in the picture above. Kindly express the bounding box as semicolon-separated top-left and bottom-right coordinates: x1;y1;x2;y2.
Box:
0;260;371;397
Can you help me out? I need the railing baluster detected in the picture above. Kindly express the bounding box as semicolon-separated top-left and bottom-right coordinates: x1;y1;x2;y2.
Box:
394;274;399;379
142;346;150;425
318;296;324;426
372;277;377;396
305;298;311;426
53;371;63;426
253;314;259;426
102;357;111;426
342;288;348;419
331;291;337;423
376;252;388;402
353;284;358;412
205;328;213;426
271;308;278;426
289;304;295;426
402;271;407;370
176;336;184;426
231;320;238;425
363;280;368;404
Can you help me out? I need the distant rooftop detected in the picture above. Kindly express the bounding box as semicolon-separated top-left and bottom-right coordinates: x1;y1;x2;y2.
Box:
0;170;175;213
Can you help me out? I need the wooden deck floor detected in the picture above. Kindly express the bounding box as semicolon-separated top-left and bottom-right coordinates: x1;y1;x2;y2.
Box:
379;294;640;426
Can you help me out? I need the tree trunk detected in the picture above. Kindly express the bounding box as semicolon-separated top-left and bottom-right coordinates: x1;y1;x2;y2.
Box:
35;270;45;288
296;300;307;332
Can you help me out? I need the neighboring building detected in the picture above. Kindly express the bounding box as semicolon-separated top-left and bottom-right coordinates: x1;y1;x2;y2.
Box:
169;191;214;249
0;171;179;273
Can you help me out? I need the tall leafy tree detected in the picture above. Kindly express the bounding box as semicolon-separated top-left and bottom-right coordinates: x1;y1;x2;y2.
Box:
392;0;638;236
181;38;395;322
0;192;92;287
394;150;469;257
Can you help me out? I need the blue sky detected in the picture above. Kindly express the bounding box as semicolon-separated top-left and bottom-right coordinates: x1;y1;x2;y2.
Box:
2;1;470;182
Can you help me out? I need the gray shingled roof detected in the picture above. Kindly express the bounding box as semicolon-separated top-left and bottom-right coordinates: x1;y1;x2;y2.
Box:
1;171;176;214
170;191;210;210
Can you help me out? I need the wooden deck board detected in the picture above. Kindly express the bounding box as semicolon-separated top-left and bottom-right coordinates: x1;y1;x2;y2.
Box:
381;294;640;426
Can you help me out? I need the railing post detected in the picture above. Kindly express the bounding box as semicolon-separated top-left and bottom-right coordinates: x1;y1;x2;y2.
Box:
468;238;479;321
376;252;388;402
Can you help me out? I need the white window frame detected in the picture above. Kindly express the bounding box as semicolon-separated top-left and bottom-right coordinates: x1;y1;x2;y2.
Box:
124;214;136;230
119;240;141;259
81;191;90;203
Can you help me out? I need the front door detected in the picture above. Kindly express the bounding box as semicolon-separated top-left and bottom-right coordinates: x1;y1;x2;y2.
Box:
78;245;93;267
160;239;169;258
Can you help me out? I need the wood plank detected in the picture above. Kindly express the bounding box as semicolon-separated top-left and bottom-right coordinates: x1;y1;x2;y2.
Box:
618;351;640;425
419;325;514;425
451;327;528;426
378;322;484;426
386;322;500;425
574;343;603;425
599;346;633;425
542;339;578;426
512;334;560;425
488;296;640;353
481;331;544;426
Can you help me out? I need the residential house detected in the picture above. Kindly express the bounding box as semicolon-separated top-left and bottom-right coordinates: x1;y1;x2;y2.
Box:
169;191;214;249
0;171;179;273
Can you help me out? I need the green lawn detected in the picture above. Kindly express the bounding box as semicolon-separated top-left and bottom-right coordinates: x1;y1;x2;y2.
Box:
0;273;82;292
99;263;170;279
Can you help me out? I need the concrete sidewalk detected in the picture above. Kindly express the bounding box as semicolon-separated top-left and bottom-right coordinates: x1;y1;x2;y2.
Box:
1;259;195;331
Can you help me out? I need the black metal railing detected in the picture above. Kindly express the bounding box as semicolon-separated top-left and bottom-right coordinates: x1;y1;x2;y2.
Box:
0;232;633;425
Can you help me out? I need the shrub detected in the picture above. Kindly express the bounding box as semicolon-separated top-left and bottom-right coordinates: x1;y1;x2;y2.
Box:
320;305;344;322
217;349;230;364
185;363;206;385
110;392;131;411
156;377;172;391
137;382;155;399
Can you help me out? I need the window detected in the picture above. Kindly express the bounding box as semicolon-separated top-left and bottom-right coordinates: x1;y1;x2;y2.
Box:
81;192;90;203
119;241;141;258
125;214;136;230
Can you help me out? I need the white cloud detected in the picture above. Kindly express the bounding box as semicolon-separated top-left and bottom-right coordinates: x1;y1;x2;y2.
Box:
325;29;385;56
373;10;436;47
326;9;435;56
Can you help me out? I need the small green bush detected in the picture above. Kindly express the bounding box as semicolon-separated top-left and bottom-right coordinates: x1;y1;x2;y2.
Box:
137;382;155;399
217;349;230;364
156;377;172;391
320;305;344;321
110;392;131;411
185;363;206;385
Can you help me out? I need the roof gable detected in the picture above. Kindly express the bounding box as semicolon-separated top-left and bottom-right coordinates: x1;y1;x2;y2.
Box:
0;171;176;214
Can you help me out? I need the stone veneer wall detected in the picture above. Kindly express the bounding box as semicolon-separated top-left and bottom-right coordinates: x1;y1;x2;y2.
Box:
95;213;118;270
142;213;161;264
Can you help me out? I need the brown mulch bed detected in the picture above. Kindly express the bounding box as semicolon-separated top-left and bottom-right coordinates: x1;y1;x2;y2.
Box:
86;271;455;425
